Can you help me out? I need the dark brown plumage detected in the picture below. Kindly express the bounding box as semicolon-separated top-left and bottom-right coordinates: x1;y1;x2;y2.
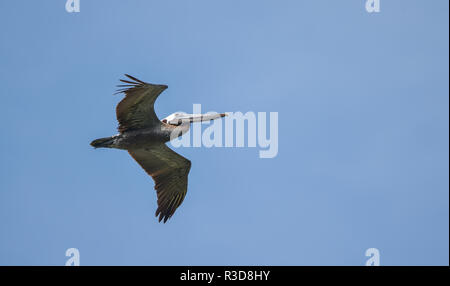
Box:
91;74;225;223
115;74;167;133
91;75;188;223
128;145;191;223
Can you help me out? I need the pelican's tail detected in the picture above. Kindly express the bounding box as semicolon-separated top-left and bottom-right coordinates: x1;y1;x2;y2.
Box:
90;136;115;148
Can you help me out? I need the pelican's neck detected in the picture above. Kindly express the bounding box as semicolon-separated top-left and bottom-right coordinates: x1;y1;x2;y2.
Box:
161;122;190;142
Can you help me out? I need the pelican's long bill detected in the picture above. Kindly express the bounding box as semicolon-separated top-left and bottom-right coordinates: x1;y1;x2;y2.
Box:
163;112;227;126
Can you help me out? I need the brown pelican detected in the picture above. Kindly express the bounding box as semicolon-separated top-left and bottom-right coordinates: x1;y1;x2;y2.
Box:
90;74;226;223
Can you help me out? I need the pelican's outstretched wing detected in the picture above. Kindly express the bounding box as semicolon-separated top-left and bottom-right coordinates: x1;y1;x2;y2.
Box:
115;74;168;133
128;144;192;223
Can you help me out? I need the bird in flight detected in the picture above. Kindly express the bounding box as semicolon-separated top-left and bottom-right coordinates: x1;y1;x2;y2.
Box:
91;74;226;223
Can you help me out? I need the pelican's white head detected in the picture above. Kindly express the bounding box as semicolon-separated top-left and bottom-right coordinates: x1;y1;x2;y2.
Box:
162;112;227;126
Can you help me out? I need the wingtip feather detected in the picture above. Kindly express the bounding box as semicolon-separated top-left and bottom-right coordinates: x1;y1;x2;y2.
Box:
124;74;146;84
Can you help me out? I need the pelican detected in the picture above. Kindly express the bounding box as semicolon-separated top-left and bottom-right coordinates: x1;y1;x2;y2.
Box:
90;74;226;223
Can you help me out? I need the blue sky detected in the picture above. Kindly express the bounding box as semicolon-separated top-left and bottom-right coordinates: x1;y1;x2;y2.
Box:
0;0;448;265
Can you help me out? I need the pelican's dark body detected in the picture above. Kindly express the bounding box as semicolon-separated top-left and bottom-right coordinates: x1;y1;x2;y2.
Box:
91;123;186;150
